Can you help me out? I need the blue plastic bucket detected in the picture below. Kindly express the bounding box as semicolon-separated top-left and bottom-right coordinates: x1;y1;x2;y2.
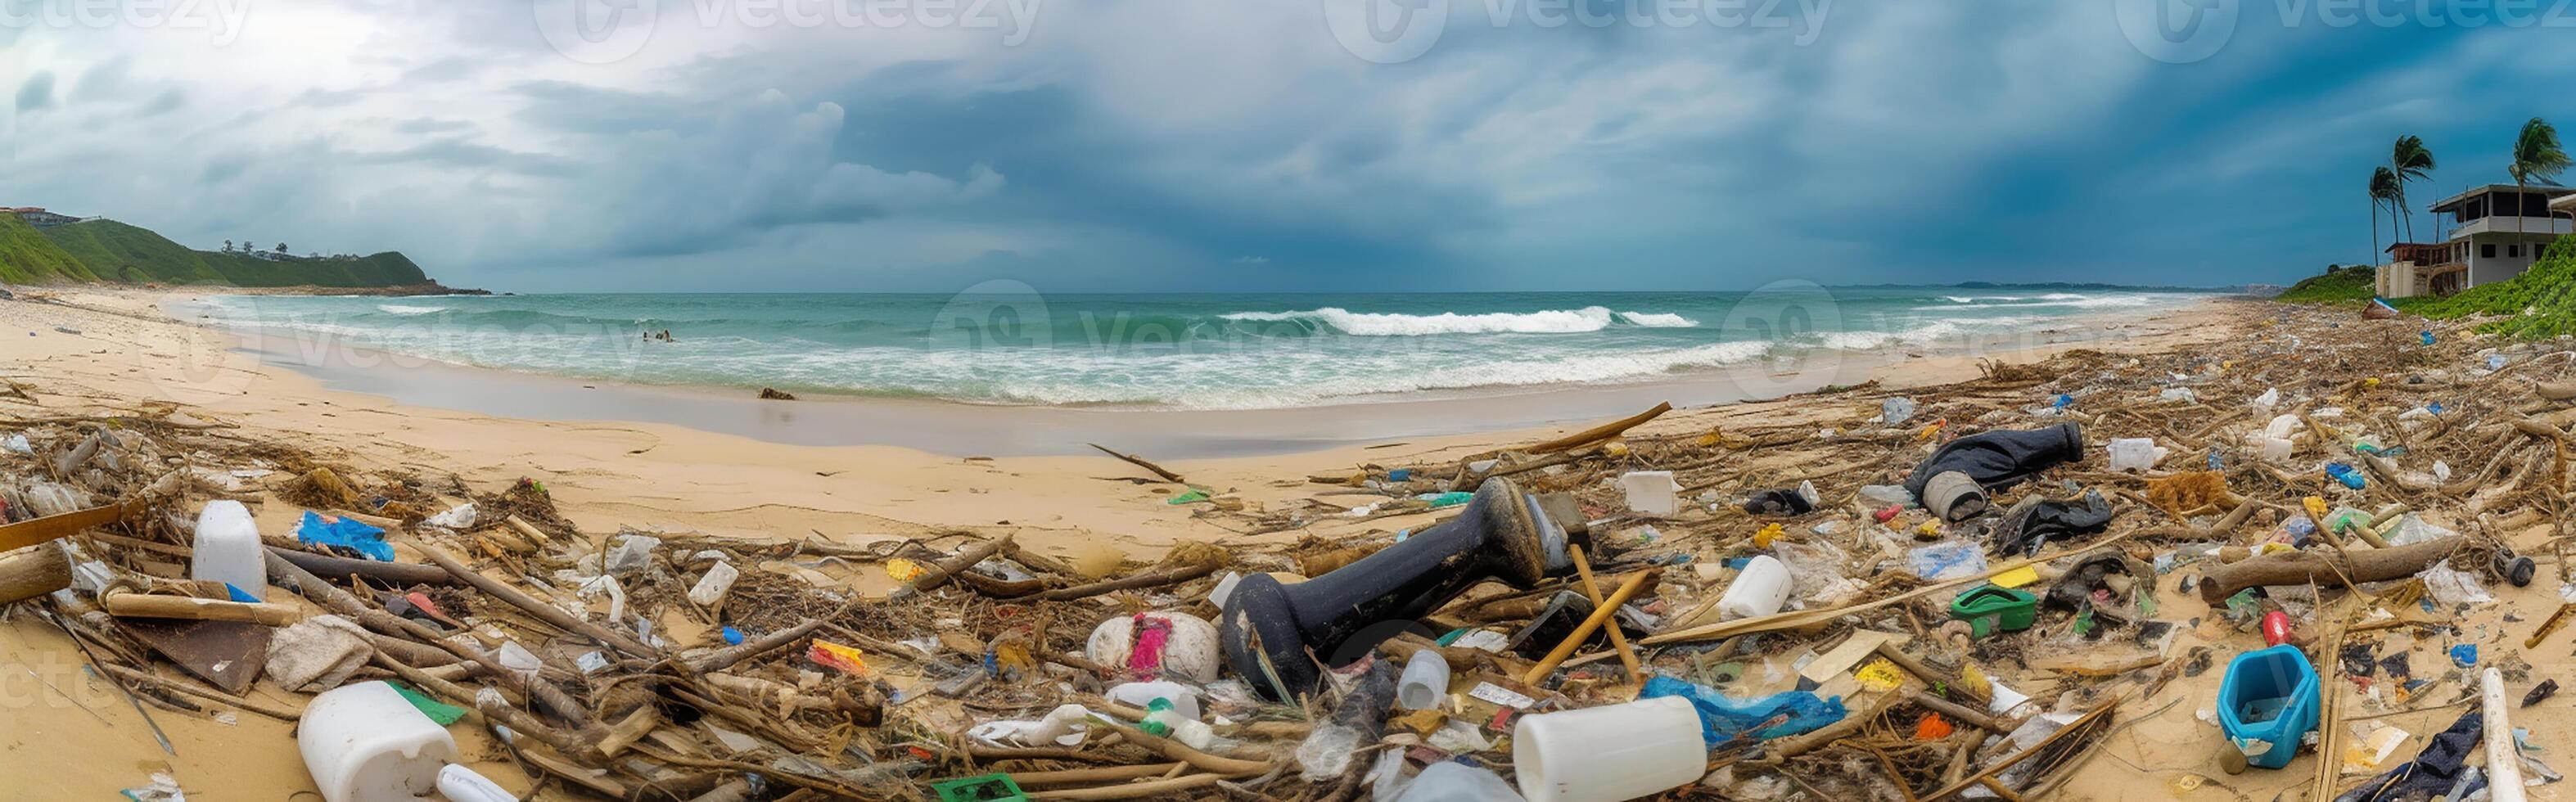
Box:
2216;645;2320;769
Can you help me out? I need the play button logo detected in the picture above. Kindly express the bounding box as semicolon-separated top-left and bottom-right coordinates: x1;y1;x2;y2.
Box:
1324;0;1450;64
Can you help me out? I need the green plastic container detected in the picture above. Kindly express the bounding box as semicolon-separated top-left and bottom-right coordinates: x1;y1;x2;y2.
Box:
1948;585;2038;638
932;773;1028;802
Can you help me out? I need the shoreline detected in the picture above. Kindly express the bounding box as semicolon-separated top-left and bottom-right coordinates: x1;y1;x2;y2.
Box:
167;289;2229;458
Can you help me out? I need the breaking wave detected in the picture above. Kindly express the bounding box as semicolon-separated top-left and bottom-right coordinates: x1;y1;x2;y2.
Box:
1219;306;1697;336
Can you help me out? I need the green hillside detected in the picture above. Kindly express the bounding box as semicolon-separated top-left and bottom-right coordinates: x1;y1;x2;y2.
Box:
2276;264;2377;304
2399;237;2576;338
2;218;432;288
0;215;100;284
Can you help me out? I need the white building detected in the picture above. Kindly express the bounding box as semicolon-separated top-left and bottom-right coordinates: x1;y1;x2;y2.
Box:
2376;183;2575;298
5;207;85;228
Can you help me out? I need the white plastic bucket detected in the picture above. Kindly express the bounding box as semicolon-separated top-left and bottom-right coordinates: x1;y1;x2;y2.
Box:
191;500;266;599
298;681;462;802
1513;696;1706;802
1717;555;1791;620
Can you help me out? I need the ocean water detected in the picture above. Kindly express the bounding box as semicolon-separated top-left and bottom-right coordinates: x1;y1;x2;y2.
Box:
196;287;2210;410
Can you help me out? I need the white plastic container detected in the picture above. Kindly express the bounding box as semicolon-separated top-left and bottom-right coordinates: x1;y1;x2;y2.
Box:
1618;471;1682;516
1513;696;1705;802
2105;438;2168;472
1717;555;1792;620
687;561;739;606
2255;435;2294;463
2264;413;2302;439
1396;649;1450;710
298;681;462;802
191;500;267;599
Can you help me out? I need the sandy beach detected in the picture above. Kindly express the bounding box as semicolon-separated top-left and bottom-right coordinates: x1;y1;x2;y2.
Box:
12;285;2569;802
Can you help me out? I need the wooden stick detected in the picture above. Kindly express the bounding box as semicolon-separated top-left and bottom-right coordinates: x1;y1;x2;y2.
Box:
1522;570;1653;684
1920;702;2116;801
1029;773;1235;800
1568;545;1641;680
265;551;592;725
1023;561;1220;602
1905;688;2006;734
1088;443;1185;483
266;546;458;586
102;590;303;626
1875;642;1989;707
1011;764;1188;787
407;535;660;658
2196;535;2465;604
1090;720;1274;776
1525;402;1671;453
1646;533;2140;645
97;663;301;721
885;534;1014;602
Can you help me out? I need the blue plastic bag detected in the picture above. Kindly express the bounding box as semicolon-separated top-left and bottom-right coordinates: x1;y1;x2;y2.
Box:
1641;675;1846;746
295;510;394;561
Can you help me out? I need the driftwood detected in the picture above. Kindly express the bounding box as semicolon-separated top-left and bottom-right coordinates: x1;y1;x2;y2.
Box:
1521;570;1653;683
1525;402;1671;454
267;546;458;586
265;550;592;725
2195;535;2465;604
102;590;304;626
1087;443;1185;483
408;536;659;658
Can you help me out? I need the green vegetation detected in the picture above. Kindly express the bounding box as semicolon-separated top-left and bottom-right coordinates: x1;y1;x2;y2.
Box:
0;217;431;288
0;215;98;284
2400;237;2576;338
2277;264;2378;304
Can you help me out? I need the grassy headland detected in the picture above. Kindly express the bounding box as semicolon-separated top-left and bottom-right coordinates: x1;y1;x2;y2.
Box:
1;215;436;290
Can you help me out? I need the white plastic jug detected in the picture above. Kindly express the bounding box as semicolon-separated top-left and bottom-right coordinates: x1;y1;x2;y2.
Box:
435;765;518;802
2105;438;2168;472
299;681;462;802
1619;471;1682;516
1513;696;1705;802
1717;555;1791;620
1396;649;1450;710
191;500;267;599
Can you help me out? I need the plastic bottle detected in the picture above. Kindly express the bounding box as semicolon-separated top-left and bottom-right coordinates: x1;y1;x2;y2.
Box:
1396;649;1450;710
1138;698;1215;750
1717;555;1791;620
435;764;519;802
190;500;267;599
1512;696;1704;802
2105;438;2168;471
299;681;464;802
1104;681;1202;720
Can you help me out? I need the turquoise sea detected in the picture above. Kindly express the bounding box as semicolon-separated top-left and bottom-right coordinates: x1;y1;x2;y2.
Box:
196;286;2213;410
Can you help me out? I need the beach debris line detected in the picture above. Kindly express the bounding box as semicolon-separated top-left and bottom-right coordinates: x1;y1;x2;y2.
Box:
8;300;2576;800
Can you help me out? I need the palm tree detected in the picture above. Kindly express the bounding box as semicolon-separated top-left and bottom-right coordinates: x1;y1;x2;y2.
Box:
2370;167;2400;259
221;239;232;253
2510;117;2569;187
2390;135;2435;242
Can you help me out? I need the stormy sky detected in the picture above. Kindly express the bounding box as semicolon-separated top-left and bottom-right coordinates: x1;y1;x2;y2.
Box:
3;0;2570;292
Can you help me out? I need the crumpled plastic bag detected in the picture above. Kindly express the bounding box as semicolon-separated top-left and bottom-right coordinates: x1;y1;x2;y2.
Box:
1908;540;1989;581
1640;675;1846;746
264;615;374;692
2420;559;2494;606
295;511;392;561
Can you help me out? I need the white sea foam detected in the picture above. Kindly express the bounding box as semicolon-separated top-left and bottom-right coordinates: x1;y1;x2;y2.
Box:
1223;305;1695;336
377;304;447;315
